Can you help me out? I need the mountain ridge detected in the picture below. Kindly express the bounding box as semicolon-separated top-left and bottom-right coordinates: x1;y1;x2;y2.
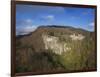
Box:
16;25;96;73
16;25;92;38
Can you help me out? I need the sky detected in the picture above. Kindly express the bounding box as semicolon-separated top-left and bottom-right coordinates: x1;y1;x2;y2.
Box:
16;4;95;35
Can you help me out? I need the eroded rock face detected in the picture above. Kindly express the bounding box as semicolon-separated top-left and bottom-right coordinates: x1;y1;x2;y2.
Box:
42;35;71;55
42;33;85;55
70;33;85;40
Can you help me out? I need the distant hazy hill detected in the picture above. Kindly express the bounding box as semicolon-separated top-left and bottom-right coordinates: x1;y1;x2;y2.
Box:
16;25;96;73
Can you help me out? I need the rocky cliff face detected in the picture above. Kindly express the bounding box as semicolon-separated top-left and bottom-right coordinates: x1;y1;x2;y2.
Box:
42;33;85;55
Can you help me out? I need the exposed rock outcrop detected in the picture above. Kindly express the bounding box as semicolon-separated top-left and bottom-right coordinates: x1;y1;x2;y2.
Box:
42;34;71;55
